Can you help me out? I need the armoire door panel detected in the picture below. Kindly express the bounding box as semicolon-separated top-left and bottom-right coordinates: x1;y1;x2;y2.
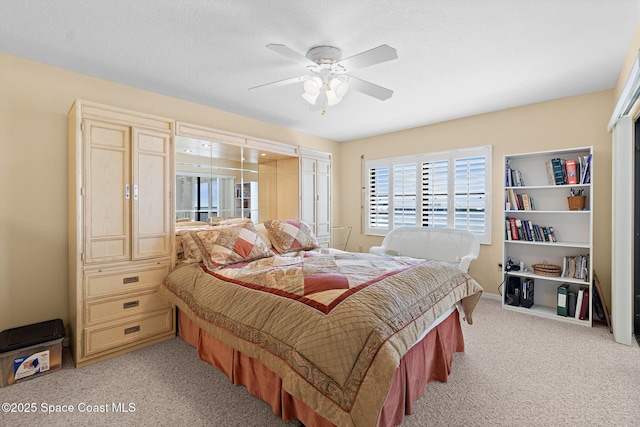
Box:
131;128;171;259
84;120;131;263
300;157;316;226
315;160;331;239
89;239;127;262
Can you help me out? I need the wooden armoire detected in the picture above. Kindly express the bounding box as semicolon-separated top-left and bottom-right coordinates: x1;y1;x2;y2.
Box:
68;100;175;367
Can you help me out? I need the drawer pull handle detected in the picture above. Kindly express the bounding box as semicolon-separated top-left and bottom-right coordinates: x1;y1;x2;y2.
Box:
123;276;139;284
123;300;139;309
124;325;140;335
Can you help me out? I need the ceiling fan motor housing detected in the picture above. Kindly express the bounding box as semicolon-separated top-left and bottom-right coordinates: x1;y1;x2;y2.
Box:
306;46;343;68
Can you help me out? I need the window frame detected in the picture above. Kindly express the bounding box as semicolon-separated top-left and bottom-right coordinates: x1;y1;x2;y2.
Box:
364;145;492;244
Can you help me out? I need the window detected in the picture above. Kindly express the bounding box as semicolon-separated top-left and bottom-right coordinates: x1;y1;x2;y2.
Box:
365;146;492;244
175;174;240;221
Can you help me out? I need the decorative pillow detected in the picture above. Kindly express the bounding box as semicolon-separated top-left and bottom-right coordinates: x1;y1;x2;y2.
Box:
192;221;273;269
254;222;274;249
176;229;206;263
263;219;319;254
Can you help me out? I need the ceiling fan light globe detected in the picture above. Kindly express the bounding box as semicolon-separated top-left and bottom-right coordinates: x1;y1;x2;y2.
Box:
303;76;322;95
302;92;318;105
326;90;342;106
335;81;349;98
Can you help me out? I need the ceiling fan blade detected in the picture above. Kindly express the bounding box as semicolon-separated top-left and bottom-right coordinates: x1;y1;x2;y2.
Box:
266;44;318;70
335;44;397;72
249;75;307;91
348;76;394;100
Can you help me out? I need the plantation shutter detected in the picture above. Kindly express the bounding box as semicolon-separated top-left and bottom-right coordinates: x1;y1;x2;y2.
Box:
364;146;491;243
421;159;449;228
454;156;486;234
393;162;417;226
366;161;390;233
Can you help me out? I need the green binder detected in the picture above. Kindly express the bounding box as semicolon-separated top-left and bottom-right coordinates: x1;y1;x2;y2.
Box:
557;284;569;316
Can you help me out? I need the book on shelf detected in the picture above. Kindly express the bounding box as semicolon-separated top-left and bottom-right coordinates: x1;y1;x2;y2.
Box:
533;223;543;241
515;219;525;240
579;154;592;184
562;285;589;321
522;220;532;241
505;219;511;240
508;217;519;240
579;288;589;320
545;160;556;185
561;254;589;281
526;220;535;241
506;161;525;187
551;158;567;185
567;290;577;317
504;218;554;242
557;284;569;317
574;288;584;319
565;159;578;184
514;169;524;186
505;189;534;211
506;189;524;210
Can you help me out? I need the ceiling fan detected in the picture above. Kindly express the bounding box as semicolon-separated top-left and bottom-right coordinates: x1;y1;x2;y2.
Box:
249;43;398;114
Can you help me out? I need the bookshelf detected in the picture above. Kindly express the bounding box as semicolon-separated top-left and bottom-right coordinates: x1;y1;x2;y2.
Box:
234;181;258;220
502;147;593;326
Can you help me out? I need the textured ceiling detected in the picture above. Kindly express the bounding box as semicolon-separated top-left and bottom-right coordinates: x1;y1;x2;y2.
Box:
1;1;639;142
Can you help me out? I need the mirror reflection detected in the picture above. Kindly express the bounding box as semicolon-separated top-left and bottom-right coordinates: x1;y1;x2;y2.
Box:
174;135;298;224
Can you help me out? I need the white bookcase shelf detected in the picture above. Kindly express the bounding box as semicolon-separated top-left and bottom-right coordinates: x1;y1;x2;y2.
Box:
502;147;593;326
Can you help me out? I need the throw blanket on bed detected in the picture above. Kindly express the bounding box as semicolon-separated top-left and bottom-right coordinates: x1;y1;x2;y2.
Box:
161;249;483;427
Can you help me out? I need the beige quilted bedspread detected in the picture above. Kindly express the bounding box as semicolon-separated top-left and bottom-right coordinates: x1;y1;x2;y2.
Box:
161;249;483;427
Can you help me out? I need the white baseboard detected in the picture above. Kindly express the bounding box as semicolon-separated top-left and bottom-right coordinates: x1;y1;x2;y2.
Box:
481;292;502;301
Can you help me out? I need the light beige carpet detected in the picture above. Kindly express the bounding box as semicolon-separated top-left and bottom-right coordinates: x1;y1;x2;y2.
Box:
0;298;638;426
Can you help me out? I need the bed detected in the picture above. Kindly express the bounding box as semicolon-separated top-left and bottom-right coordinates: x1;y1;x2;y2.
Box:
162;219;483;426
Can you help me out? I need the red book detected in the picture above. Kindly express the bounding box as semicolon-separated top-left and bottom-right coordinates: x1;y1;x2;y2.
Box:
509;218;519;240
579;289;589;320
566;159;578;185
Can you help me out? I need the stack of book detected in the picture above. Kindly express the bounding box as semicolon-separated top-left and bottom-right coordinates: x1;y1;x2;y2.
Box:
545;154;592;185
505;217;556;242
557;284;589;320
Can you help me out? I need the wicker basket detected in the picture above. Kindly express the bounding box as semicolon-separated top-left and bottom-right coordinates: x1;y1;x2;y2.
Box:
532;262;561;277
567;195;586;211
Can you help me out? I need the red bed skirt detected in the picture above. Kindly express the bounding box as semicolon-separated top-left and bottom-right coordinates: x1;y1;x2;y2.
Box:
178;308;464;426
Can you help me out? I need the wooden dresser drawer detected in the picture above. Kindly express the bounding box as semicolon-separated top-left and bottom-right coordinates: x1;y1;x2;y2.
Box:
85;290;169;325
85;263;169;298
83;308;174;356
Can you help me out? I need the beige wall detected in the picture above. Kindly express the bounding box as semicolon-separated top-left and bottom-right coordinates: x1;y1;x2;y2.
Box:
0;52;340;331
0;48;621;331
339;90;614;304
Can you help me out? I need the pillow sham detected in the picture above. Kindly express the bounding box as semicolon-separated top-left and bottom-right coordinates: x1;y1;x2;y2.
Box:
263;219;319;254
192;221;273;269
254;222;274;249
176;229;206;263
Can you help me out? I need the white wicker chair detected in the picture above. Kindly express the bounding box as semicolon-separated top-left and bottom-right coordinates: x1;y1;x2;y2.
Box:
369;227;480;273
